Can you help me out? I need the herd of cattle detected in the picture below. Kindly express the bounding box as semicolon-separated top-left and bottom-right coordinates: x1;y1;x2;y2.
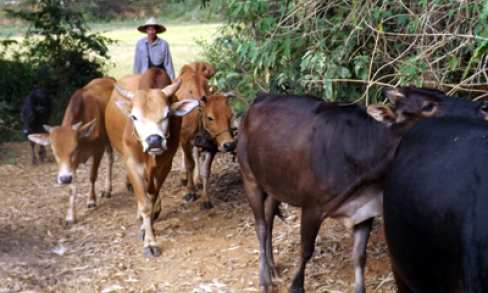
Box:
14;62;488;293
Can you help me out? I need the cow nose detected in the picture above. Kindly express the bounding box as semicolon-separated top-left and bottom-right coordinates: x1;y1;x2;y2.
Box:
146;135;163;149
59;175;72;184
223;142;236;152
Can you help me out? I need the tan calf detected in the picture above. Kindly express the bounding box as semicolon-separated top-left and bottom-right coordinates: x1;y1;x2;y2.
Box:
105;72;199;258
173;64;236;210
28;77;115;225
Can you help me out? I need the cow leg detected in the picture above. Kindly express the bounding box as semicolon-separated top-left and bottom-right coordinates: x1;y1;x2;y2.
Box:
64;176;78;225
38;145;46;163
127;162;161;258
200;151;215;210
193;147;202;190
352;217;374;293
392;264;415;293
290;208;323;293
180;148;188;186
85;153;103;209
181;141;197;202
30;141;38;165
264;195;281;277
243;173;273;293
100;145;113;198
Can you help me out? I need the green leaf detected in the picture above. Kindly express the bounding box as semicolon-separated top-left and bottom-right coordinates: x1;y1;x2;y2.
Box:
449;57;458;70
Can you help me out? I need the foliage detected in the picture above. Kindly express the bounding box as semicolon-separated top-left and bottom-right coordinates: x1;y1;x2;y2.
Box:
0;0;114;142
200;0;488;115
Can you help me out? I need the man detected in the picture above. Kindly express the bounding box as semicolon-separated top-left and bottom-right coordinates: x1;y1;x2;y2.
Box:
133;17;175;80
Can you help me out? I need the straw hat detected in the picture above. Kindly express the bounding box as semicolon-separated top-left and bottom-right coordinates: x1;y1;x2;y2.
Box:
137;17;166;34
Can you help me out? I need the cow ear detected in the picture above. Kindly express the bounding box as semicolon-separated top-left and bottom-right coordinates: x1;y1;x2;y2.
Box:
170;99;200;116
78;119;97;138
209;85;218;95
383;87;405;106
43;124;53;133
28;133;51;146
367;104;399;126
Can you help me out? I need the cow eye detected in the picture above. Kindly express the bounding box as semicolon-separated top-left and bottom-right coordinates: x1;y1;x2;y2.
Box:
207;116;214;122
132;115;138;121
74;145;79;152
422;103;436;112
481;103;488;112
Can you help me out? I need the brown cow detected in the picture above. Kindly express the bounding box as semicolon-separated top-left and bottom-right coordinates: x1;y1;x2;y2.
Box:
188;61;217;79
28;77;115;225
173;64;236;209
105;71;199;257
238;87;488;293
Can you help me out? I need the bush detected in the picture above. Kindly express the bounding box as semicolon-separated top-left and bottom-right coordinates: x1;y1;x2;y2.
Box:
0;0;114;143
200;0;488;115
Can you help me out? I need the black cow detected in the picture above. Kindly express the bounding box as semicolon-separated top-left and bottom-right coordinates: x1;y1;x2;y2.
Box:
19;89;52;164
384;117;488;293
237;86;488;293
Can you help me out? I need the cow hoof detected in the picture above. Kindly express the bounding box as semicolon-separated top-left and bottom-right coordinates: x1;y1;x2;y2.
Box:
354;287;366;293
153;210;161;220
126;183;134;192
289;287;304;293
63;220;75;226
181;179;188;187
86;203;97;209
185;193;196;202
101;192;111;198
200;201;213;210
143;246;161;258
138;230;145;241
260;285;273;293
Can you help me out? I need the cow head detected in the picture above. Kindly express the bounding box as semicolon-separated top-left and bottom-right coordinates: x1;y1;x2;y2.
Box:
113;80;199;155
383;86;488;121
199;92;236;152
28;119;97;184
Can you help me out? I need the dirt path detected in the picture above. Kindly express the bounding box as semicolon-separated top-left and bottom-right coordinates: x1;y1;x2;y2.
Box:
0;142;396;293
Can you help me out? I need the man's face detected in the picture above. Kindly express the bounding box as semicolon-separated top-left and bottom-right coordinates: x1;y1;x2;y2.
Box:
146;26;157;40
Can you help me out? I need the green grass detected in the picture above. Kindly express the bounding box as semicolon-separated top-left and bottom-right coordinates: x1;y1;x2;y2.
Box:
101;23;221;80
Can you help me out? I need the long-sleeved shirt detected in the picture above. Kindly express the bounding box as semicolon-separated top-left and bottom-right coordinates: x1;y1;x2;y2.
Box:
133;37;174;80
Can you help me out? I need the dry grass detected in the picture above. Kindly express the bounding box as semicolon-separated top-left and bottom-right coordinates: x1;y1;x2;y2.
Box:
0;142;397;293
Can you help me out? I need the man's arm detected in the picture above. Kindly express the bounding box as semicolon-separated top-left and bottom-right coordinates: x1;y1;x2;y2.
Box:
133;42;142;74
163;42;175;80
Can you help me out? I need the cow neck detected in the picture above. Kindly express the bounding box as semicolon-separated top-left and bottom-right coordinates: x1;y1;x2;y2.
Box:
197;107;230;140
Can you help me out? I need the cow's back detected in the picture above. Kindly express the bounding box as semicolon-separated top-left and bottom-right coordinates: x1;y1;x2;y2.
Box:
105;73;143;154
384;117;488;293
138;68;171;90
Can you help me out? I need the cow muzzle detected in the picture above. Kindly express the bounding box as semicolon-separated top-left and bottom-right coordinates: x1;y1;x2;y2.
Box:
144;134;167;155
222;141;236;152
58;175;73;184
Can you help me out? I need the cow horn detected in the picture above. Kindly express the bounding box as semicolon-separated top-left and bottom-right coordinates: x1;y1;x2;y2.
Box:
162;79;182;97
113;83;135;100
226;92;237;98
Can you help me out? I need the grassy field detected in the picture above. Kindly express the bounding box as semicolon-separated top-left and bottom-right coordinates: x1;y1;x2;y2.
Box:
101;23;221;80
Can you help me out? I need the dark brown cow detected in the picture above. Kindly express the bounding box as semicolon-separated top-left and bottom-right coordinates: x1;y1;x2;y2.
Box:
237;87;488;293
28;77;115;225
173;64;236;209
105;71;199;257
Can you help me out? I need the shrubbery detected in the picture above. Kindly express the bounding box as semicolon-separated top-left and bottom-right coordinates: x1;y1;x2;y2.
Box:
200;0;488;115
0;0;114;143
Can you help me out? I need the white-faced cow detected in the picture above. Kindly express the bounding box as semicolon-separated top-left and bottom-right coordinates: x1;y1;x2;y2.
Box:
105;71;199;257
384;116;488;293
173;64;236;209
17;89;52;165
28;77;115;225
237;86;488;293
